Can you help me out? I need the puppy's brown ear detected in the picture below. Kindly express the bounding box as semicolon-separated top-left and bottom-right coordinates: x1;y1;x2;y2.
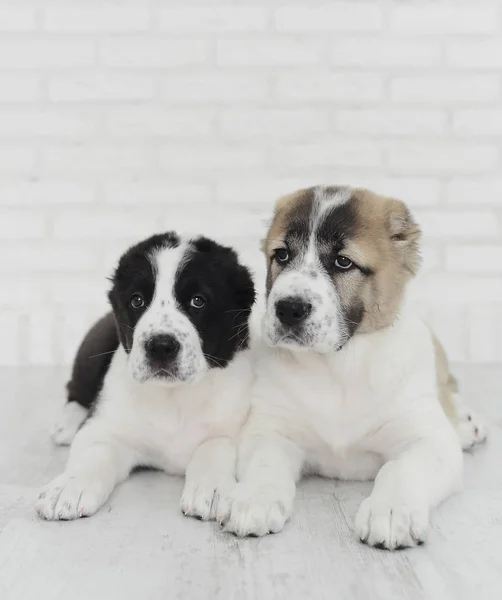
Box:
388;199;422;276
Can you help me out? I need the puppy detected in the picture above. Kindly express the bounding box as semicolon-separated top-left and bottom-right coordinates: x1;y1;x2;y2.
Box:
220;186;487;549
37;232;255;521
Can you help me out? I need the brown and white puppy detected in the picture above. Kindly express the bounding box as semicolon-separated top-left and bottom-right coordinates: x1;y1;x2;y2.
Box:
220;185;487;548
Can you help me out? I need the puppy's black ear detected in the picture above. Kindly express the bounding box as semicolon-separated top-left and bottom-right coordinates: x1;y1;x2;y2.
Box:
232;263;256;309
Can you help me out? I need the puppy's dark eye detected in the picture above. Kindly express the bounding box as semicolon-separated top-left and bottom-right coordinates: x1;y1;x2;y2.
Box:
130;293;145;309
190;295;206;309
335;256;353;271
274;248;289;264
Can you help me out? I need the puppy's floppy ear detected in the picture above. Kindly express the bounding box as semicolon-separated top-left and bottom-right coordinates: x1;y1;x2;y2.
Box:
388;199;422;276
231;263;256;309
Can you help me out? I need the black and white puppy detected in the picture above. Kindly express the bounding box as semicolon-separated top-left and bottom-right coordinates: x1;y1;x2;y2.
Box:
37;232;255;521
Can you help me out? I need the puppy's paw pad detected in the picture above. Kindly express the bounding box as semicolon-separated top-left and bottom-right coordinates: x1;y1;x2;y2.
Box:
221;483;292;537
356;497;428;551
36;474;106;521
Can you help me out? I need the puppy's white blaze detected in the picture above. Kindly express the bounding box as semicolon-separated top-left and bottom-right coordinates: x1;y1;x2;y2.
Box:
129;243;206;385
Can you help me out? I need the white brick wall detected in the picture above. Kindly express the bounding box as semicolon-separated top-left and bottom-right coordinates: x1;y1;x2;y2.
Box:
0;0;501;365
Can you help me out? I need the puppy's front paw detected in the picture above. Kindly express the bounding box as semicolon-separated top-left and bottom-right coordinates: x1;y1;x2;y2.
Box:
218;482;293;537
456;409;488;451
180;476;236;521
355;496;428;550
36;473;109;521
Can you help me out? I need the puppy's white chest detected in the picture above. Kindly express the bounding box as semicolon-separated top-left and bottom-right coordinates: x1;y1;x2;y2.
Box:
132;397;209;473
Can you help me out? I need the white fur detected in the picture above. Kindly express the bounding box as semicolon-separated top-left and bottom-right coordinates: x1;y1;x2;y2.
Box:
37;346;252;520
221;297;464;549
51;401;88;446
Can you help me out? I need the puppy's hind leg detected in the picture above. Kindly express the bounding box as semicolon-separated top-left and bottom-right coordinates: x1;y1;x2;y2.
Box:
433;332;488;451
51;401;88;446
52;312;119;446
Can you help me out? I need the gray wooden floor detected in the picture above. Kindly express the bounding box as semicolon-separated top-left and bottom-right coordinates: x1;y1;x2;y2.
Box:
0;366;501;600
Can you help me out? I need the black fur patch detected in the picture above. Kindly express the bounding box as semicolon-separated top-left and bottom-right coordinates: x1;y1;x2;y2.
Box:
176;236;256;368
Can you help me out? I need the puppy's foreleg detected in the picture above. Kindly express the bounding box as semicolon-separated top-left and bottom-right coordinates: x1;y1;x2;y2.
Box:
356;415;463;550
220;432;304;537
181;437;237;521
37;422;137;520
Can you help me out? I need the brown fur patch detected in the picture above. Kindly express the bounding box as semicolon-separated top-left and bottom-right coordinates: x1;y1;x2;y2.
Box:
264;188;314;293
348;188;422;333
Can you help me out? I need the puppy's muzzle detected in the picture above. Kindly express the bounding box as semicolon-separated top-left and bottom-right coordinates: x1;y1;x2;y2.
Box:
275;297;312;328
144;334;180;367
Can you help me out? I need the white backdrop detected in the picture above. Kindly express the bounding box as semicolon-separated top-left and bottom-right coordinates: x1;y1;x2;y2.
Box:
1;0;501;365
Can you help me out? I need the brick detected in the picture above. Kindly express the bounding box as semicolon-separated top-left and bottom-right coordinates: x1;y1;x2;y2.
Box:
217;39;321;67
100;39;208;68
334;109;445;136
161;75;268;103
416;211;498;239
0;111;95;138
273;141;383;169
446;245;502;273
106;108;215;137
0;76;39;103
453;110;502;136
1;278;43;306
276;73;383;101
391;75;500;104
160;206;267;240
0;181;95;205
160;7;267;32
159;144;263;171
390;5;498;35
276;4;382;31
41;144;151;174
215;179;321;205
0;6;36;31
48;276;109;305
352;177;441;207
447;41;502;68
43;6;149;32
413;275;502;304
447;179;502;205
48;74;154;102
219;109;330;137
53;210;158;240
104;181;212;204
0;210;45;239
0;41;95;69
467;305;501;363
387;143;498;174
0;311;19;365
0;146;35;171
331;39;441;67
0;243;96;271
27;310;54;365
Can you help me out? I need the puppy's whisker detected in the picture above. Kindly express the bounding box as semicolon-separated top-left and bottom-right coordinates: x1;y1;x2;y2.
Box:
88;350;117;359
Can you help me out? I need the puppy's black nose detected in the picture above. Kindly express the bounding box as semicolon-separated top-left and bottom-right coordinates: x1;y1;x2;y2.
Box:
276;298;312;327
145;334;180;363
